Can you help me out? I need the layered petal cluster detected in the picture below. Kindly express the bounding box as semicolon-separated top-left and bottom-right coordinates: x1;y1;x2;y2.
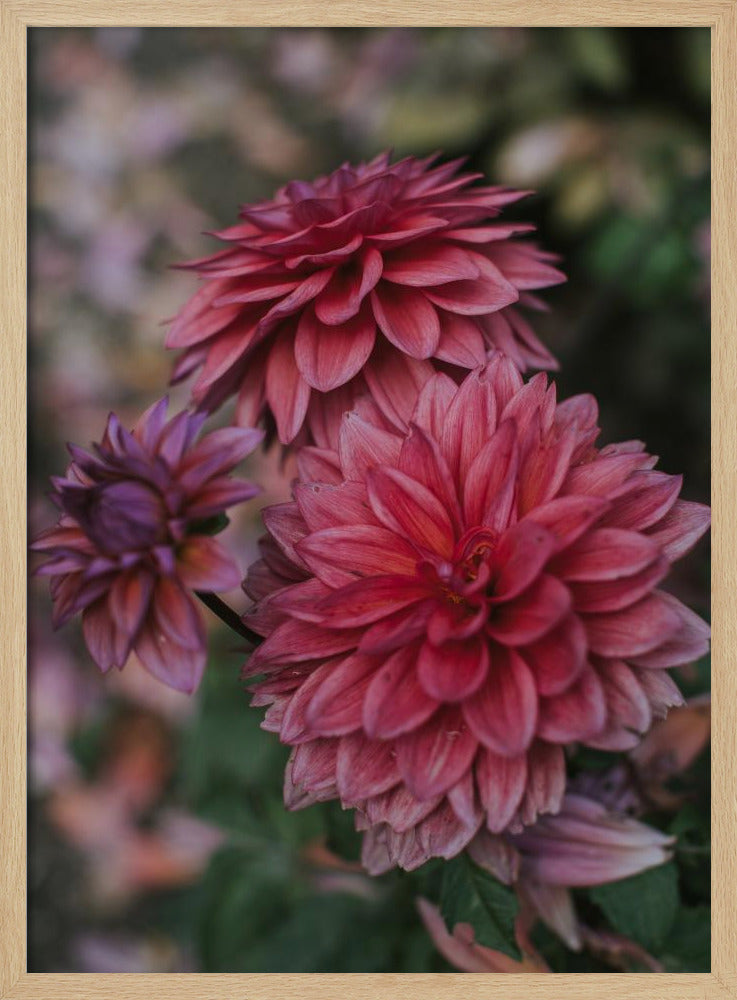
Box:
469;793;674;951
33;399;262;693
167;151;565;444
243;355;709;870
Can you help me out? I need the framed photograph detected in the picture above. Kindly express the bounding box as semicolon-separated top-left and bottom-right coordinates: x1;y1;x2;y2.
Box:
3;4;735;998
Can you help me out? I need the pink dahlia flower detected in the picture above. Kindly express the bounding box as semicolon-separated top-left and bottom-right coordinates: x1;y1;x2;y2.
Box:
33;399;262;693
167;151;565;444
243;356;709;869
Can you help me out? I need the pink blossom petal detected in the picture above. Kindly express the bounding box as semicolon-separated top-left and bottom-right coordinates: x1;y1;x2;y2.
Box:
296;524;419;587
295;307;376;392
475;748;528;833
417;638;489;701
463;648;537;756
363;644;439;739
367;465;456;559
537;666;607;743
487;574;571;645
371;284;441;359
265;326;311;443
397;706;478;800
521;613;587;696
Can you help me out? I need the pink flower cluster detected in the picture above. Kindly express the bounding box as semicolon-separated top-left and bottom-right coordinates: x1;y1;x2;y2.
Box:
35;153;709;922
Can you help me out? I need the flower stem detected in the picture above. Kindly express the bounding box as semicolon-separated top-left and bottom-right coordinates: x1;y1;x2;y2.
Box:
195;591;261;646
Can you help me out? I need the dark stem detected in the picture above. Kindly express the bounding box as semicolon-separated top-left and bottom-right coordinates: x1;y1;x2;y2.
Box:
196;591;261;646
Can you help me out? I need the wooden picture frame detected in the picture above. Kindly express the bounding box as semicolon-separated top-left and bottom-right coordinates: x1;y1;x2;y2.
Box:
2;4;734;997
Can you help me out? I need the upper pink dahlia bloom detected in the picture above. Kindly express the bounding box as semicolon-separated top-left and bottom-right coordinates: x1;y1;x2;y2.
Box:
33;399;262;693
243;356;709;869
167;151;565;444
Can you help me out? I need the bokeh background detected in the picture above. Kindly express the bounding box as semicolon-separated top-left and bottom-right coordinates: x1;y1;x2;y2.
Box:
28;27;710;973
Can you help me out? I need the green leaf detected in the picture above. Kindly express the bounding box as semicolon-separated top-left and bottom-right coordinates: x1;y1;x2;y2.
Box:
661;905;710;972
589;861;679;951
440;853;521;960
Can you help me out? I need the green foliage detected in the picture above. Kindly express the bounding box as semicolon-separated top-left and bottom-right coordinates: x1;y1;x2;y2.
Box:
660;905;711;972
440;853;521;960
589;861;679;952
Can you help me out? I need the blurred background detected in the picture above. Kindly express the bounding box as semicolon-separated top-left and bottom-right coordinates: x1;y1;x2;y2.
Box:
28;27;710;973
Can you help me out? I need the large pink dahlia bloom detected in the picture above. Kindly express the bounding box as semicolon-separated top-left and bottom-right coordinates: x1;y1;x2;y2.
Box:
33;399;262;693
167;151;565;444
243;356;709;869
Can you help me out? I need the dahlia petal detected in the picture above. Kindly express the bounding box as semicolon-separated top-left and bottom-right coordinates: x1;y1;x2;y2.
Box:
295;480;378;532
153;578;206;651
462;420;519;533
445;223;536;244
475;748;528;833
135;622;206;694
296;524;420;587
109;570;153;639
442;368;498;484
213;275;300;306
628;593;710;668
364;346;434;432
133;396;169;450
257;267;335;338
467;828;520;884
338;411;402;480
463;648;537;756
517;741;566;826
179;426;264;487
370;284;441;359
586;661;652;751
296;446;343;484
288;739;339;803
569;556;669;614
584;591;682;658
178;536;242;592
382;243;479;286
312;246;383;324
563;453;658;498
294;307;376;392
397;706;478;800
536;666;607;743
262;502;310;571
266;577;333;623
487;241;567;290
363;644;439;739
522;613;587;696
366;214;447;247
447;768;482;828
518;430;578;516
424;254;519;315
601;471;682;532
519;881;581;951
633;667;684;716
304;652;377;736
186;479;261;520
434;313;488;367
81;599;119;672
265;327;312;444
410;372;457;440
367;465;455;559
417;638;489;702
359;599;435;655
315;574;430;628
399;424;463;530
417;801;481;859
525;495;610;551
366;785;441;833
166;279;241;349
279;660;338;742
487;574;571;645
336;731;402;803
550;527;659;582
492;521;556;602
646;499;710;561
245;618;361;672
